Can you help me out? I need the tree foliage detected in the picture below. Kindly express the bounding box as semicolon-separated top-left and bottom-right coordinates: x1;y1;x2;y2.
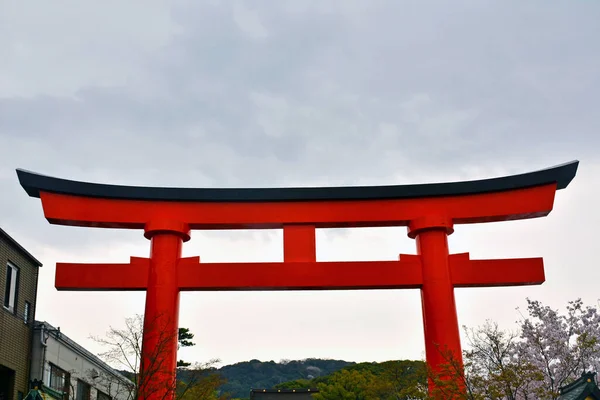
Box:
429;298;600;400
312;368;381;400
272;298;600;400
271;360;427;400
219;358;353;398
517;298;600;398
177;328;195;368
93;314;228;400
91;298;600;399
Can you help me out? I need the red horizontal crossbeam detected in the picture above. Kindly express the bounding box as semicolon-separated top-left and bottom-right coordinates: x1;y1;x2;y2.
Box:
39;184;557;230
177;258;423;291
56;257;422;291
55;253;544;291
449;253;544;287
55;257;150;290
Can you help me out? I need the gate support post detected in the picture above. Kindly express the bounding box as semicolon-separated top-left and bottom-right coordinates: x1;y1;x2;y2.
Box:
139;220;190;400
409;216;464;396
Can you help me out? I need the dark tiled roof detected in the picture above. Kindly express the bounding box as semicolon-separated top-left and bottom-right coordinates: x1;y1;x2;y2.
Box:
0;226;42;267
17;161;578;202
559;372;600;400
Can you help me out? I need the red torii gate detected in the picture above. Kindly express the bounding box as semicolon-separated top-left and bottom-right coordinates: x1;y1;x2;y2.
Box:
17;161;578;399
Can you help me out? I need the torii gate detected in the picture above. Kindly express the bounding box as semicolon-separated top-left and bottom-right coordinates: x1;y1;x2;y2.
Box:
16;161;578;399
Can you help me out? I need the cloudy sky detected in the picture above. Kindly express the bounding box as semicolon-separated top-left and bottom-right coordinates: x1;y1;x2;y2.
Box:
1;0;599;367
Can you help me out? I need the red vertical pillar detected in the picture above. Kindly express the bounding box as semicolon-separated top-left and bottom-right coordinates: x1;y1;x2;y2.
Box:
408;216;463;395
139;220;190;400
283;225;316;262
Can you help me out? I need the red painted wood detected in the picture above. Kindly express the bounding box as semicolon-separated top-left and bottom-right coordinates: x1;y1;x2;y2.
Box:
283;225;316;262
55;259;423;291
177;259;424;291
55;257;149;290
29;179;568;399
38;183;557;229
55;255;544;291
449;254;545;287
139;232;182;400
416;227;463;389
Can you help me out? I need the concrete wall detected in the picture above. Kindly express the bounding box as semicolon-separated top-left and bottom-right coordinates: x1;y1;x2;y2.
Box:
31;324;133;400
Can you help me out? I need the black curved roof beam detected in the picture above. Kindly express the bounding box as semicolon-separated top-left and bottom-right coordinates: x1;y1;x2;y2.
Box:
16;161;579;203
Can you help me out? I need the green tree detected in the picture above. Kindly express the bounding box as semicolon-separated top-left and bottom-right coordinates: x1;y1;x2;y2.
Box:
177;361;229;400
273;361;427;400
313;369;381;400
93;314;229;400
427;298;600;399
378;360;428;399
177;327;196;367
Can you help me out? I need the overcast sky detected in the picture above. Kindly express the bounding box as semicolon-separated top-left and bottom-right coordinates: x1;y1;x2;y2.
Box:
1;0;599;368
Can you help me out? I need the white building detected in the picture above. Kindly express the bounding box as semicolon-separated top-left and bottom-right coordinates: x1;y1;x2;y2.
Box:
30;321;134;400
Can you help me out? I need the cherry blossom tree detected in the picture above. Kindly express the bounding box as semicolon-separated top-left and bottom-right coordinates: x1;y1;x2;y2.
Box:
432;298;600;400
517;298;600;399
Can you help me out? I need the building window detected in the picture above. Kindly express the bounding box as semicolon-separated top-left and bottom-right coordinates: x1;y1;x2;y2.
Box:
49;364;70;396
76;379;91;400
97;390;111;400
3;262;19;313
24;301;31;324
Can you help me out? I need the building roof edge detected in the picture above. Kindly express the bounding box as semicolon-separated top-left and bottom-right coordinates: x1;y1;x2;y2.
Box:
0;226;43;267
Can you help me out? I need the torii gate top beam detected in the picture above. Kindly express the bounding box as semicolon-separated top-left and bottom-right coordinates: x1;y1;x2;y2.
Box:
16;161;578;230
17;161;578;202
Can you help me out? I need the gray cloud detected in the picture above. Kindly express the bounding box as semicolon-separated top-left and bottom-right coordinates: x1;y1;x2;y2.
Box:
0;0;598;365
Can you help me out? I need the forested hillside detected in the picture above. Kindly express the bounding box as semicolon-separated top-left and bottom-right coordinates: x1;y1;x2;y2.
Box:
121;358;425;399
217;358;353;398
273;360;427;400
